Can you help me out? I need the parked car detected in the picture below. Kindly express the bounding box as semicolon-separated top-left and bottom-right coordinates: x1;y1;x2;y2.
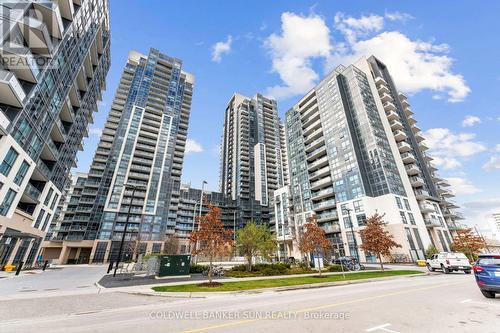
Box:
473;253;500;298
426;252;471;274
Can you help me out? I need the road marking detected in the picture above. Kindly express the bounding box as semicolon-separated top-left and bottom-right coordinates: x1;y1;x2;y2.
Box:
180;280;467;333
461;299;500;307
366;323;401;333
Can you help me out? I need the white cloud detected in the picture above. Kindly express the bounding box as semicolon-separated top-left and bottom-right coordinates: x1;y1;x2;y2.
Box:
185;139;204;155
495;144;500;152
423;128;487;169
88;127;102;137
334;13;384;44
483;155;500;172
446;177;481;195
431;156;462;170
330;30;470;102
264;12;332;99
211;35;232;63
263;12;470;102
462;115;481;127
385;11;414;22
461;198;500;232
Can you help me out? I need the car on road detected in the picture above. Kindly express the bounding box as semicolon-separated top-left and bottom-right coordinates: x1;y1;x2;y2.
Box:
473;253;500;298
426;252;471;274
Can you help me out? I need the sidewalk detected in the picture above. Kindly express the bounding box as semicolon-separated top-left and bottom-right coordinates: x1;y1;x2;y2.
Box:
108;266;425;294
117;271;428;298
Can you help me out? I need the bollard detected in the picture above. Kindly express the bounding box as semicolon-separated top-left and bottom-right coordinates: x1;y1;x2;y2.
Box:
42;260;48;271
15;261;24;276
107;261;114;274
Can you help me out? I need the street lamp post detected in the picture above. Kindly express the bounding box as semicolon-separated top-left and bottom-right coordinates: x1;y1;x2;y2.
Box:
198;180;207;227
344;207;359;262
114;183;144;277
194;181;207;264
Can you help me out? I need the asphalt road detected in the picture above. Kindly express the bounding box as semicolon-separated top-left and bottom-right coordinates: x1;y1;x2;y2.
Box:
0;265;107;299
0;270;498;333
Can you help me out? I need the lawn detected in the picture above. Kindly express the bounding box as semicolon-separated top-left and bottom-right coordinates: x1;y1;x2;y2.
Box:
152;270;423;293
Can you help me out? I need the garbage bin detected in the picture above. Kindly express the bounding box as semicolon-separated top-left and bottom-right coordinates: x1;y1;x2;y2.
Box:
157;255;191;278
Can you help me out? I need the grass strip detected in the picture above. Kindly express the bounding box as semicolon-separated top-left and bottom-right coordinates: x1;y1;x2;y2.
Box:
152;270;423;293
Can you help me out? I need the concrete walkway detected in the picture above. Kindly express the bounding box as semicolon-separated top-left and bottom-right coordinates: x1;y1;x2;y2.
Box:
109;264;427;296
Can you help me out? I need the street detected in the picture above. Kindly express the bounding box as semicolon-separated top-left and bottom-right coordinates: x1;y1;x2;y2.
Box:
0;270;498;332
0;265;106;299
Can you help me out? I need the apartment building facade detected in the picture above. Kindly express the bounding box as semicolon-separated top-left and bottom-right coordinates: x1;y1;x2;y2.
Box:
283;56;462;263
219;93;288;228
176;184;238;253
42;49;194;264
0;0;110;267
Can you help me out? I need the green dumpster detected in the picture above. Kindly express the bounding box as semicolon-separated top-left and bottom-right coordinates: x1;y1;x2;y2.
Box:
158;255;191;278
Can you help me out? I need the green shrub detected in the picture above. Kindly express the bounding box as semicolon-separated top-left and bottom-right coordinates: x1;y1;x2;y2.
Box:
189;264;206;274
328;264;344;272
296;261;310;270
226;270;260;278
229;264;247;272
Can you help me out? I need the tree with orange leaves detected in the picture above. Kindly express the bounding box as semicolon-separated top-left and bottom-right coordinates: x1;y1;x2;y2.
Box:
190;204;234;285
451;228;485;262
359;213;401;271
298;214;331;276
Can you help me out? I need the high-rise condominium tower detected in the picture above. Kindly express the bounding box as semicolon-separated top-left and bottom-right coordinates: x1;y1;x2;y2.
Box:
284;56;462;262
43;49;193;264
0;0;110;267
220;93;288;228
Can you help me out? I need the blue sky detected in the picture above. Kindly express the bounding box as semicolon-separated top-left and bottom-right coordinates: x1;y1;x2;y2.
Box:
75;1;500;230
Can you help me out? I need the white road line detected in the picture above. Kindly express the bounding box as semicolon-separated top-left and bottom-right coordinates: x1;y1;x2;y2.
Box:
366;323;401;333
463;300;500;307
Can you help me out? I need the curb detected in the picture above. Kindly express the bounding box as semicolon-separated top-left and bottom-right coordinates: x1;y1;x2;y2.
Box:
129;272;428;298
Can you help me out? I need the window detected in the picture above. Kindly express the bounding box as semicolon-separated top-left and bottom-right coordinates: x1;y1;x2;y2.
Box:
343;216;352;228
403;198;411;210
33;209;46;228
395;197;403;209
50;194;59;210
14;161;30;185
408;212;416;225
0;189;17;216
353;200;364;213
405;228;416;250
41;213;52;231
0;148;19;176
400;211;408;224
356;214;367;226
152;243;162;253
413;229;424;250
44;188;54;206
340;204;348;215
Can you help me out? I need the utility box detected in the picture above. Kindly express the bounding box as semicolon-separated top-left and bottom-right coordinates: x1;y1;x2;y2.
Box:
157;255;191;278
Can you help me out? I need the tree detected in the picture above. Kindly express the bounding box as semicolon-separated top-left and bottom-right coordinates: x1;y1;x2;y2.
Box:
163;235;180;255
359;213;401;271
236;222;276;272
425;244;439;259
451;228;486;262
189;204;234;284
298;214;331;276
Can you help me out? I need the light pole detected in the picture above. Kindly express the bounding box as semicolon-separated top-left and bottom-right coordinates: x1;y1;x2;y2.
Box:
194;181;207;264
114;183;145;277
198;180;207;227
344;207;359;262
190;202;198;253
